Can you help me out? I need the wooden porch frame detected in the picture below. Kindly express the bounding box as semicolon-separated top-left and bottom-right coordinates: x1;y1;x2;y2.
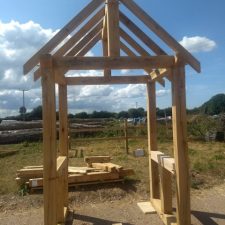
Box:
24;1;201;225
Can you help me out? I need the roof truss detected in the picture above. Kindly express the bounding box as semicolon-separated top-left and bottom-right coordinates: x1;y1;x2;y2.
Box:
23;0;201;86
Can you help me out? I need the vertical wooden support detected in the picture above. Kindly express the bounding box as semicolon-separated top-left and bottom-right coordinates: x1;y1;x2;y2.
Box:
172;65;190;225
57;83;68;223
106;0;120;56
159;167;172;214
124;119;128;154
146;82;160;199
40;54;57;225
102;8;111;77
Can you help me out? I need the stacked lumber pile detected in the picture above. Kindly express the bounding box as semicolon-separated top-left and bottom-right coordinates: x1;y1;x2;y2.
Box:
16;156;134;191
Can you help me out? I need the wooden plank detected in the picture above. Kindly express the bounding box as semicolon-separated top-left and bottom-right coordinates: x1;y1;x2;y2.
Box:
91;163;123;172
58;85;68;157
150;151;175;174
120;12;166;55
85;156;111;164
120;0;201;73
106;0;120;56
147;82;160;199
68;171;119;183
40;54;57;225
172;66;190;225
159;166;173;214
151;198;177;225
66;75;150;85
137;201;156;214
54;56;175;70
24;0;105;74
58;83;68;208
119;168;135;177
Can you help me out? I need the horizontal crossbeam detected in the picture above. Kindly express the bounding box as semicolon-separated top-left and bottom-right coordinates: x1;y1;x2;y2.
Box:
65;75;150;85
53;56;175;70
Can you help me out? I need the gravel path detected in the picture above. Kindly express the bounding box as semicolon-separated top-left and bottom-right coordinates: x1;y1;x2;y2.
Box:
0;183;225;225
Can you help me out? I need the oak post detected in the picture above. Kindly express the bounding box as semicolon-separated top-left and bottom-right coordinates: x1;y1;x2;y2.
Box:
172;65;190;225
146;82;160;199
106;0;120;56
57;83;68;222
40;54;57;225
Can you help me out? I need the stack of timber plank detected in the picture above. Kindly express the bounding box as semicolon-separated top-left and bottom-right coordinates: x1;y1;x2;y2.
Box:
16;156;134;191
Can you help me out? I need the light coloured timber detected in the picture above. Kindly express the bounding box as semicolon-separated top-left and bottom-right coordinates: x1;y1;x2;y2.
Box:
159;166;173;214
24;0;105;74
66;22;103;56
57;156;67;175
35;30;102;82
150;68;172;82
68;171;119;183
54;56;175;70
58;83;69;208
172;66;190;225
119;11;166;55
147;82;160;199
106;0;120;56
120;0;201;73
54;69;66;85
55;8;105;57
78;31;101;57
91;163;123;172
40;54;57;225
102;8;111;77
120;39;165;87
150;151;175;174
66;75;150;85
151;198;177;225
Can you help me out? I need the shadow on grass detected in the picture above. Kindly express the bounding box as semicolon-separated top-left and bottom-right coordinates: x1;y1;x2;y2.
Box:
66;211;134;225
192;210;225;225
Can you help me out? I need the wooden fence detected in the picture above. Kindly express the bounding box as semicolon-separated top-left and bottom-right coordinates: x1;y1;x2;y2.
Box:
69;119;147;154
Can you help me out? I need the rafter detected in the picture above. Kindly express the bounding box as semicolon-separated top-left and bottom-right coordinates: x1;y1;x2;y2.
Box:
23;0;105;74
120;40;165;87
120;0;201;73
34;23;103;81
55;7;105;57
120;28;166;85
120;11;166;56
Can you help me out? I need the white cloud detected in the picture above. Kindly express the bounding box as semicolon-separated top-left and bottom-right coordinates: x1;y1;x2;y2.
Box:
114;84;146;98
0;19;172;117
156;89;170;97
78;85;114;98
179;36;216;53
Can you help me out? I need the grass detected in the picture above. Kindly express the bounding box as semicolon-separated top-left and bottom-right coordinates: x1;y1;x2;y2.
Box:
0;136;225;195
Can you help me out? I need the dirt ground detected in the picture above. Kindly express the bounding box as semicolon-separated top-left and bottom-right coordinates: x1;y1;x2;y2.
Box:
0;182;225;225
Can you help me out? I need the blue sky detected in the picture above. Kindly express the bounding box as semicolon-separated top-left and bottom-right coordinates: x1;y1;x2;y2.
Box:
0;0;224;116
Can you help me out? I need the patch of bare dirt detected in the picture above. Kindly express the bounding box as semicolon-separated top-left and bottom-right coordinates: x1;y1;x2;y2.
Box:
0;182;225;225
